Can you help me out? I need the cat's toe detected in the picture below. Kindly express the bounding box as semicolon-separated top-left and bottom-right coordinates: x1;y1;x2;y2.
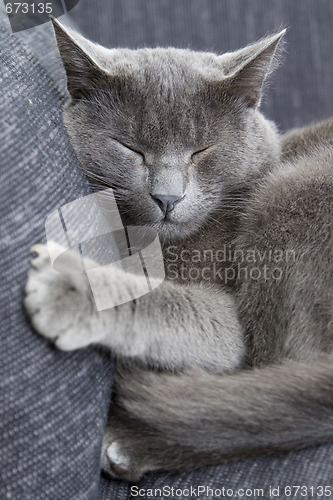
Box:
24;242;100;349
101;437;144;482
29;243;52;269
106;442;132;477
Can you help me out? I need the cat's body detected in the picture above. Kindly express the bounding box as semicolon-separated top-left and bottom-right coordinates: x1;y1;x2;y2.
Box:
24;18;333;481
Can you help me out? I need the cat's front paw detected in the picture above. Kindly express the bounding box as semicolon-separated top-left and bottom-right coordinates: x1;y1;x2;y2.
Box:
24;242;106;350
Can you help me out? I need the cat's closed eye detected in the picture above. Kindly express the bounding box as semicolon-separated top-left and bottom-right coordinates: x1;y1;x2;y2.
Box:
191;146;212;163
115;139;145;162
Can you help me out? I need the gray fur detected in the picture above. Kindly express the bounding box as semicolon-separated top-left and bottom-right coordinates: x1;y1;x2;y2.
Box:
24;18;333;481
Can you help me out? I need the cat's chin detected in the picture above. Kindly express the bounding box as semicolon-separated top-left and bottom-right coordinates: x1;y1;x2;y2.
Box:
153;219;197;244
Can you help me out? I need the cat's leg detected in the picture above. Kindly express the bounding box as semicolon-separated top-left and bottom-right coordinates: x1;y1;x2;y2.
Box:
101;403;212;482
24;242;244;373
101;367;222;482
101;358;333;481
101;408;160;482
281;118;333;160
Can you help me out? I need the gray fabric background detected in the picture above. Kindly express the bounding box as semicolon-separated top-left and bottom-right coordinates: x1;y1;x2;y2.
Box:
1;1;332;499
0;9;114;499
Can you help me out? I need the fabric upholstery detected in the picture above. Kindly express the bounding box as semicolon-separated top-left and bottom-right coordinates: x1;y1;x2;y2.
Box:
0;10;113;499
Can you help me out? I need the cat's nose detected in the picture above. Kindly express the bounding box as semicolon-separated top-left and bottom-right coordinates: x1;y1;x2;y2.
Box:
151;194;183;215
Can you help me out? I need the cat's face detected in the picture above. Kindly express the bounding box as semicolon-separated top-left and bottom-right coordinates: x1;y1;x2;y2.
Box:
53;20;284;243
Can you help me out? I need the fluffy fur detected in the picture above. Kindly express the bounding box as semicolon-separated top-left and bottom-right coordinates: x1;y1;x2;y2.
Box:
24;18;333;481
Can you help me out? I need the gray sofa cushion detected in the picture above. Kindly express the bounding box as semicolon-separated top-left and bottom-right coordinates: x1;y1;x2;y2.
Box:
0;11;113;499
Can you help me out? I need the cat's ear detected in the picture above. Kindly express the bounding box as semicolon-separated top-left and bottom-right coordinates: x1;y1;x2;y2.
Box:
221;30;286;107
51;17;110;99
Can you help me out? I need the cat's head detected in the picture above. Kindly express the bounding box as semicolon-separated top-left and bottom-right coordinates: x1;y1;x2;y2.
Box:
52;19;285;243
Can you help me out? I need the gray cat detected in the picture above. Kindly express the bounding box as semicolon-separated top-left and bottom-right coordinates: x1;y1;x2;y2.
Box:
24;18;333;481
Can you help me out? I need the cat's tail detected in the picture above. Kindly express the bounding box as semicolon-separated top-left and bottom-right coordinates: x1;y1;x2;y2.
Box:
112;354;333;471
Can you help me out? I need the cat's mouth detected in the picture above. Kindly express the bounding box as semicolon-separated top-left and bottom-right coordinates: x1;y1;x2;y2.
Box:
159;211;183;228
120;202;198;243
150;214;197;244
162;213;173;223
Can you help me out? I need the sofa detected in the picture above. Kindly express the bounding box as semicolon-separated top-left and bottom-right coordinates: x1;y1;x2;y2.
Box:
1;1;333;498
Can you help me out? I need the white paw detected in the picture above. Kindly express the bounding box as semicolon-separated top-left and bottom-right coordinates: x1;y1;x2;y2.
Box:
107;442;131;468
101;439;132;478
24;242;106;351
101;429;156;481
